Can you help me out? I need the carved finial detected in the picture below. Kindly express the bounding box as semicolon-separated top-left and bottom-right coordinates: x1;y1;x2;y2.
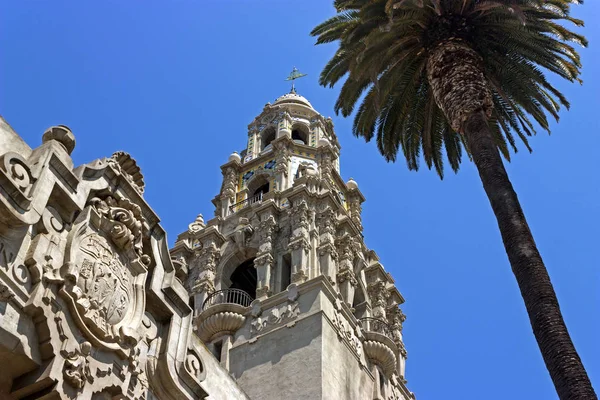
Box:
42;125;76;155
188;214;205;234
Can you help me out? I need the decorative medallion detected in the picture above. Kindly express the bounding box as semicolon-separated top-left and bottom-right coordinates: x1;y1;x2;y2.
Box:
60;196;148;354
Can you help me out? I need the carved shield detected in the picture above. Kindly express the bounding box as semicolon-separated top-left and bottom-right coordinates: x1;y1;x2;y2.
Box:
61;196;149;355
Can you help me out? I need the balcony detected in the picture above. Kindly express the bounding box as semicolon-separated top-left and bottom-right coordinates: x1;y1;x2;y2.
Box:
195;289;253;342
202;289;253;310
359;317;398;376
229;192;263;214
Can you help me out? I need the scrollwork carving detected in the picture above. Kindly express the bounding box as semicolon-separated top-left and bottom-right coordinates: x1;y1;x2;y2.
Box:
331;310;362;357
108;152;145;194
221;167;237;198
188;214;205;234
90;196;150;266
251;300;299;335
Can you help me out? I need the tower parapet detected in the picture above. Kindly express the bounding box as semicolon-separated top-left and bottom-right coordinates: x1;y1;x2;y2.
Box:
171;91;413;400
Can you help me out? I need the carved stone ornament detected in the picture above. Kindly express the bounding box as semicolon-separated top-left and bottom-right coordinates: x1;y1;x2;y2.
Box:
0;281;15;302
108;151;145;194
251;301;299;335
257;216;277;250
221;167;237;198
59;195;149;354
0;152;35;206
290;200;310;232
188;214;206;234
251;285;300;335
368;281;389;309
316;207;337;236
337;269;358;287
331;309;362;357
198;239;221;272
61;341;93;389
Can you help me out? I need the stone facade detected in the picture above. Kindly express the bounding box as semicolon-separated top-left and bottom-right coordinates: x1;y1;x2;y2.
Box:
0;90;414;399
171;92;415;400
0;119;248;399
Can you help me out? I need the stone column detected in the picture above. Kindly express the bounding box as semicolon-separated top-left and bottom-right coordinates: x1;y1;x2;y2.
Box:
347;193;363;232
273;141;291;191
220;166;237;218
316;206;338;285
387;305;407;378
288;200;311;283
277;110;292;139
336;234;357;305
254;216;277;299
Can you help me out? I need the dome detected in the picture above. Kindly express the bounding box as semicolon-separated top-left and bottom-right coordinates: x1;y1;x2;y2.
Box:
347;178;359;190
273;92;313;109
228;151;242;163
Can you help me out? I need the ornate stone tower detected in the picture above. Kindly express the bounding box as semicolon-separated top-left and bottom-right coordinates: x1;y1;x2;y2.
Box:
170;91;414;400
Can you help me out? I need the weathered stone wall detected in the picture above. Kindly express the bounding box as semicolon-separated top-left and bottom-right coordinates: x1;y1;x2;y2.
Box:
0;118;246;399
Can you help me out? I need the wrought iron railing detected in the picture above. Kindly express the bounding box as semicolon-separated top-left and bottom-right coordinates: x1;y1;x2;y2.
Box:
229;192;263;214
359;317;392;338
202;288;253;311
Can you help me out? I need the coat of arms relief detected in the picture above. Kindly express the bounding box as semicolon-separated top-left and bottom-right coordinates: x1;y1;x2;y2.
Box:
60;195;150;355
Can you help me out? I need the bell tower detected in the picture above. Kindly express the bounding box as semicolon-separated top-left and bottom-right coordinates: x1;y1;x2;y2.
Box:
171;88;414;400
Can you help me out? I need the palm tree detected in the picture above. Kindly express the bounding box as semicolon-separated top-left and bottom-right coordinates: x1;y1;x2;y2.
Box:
311;0;595;398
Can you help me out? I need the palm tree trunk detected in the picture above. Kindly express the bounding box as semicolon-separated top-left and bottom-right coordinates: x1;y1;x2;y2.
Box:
463;110;597;400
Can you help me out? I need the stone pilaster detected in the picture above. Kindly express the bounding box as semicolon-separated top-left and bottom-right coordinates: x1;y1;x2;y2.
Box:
288;200;311;283
190;235;222;307
220;166;238;217
273;140;291;191
347;194;363;232
336;234;357;305
254;215;277;299
316;206;338;285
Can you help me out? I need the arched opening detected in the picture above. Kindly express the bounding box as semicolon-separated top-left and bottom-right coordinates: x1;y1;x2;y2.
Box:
229;258;257;299
262;127;276;151
291;125;309;145
247;174;270;199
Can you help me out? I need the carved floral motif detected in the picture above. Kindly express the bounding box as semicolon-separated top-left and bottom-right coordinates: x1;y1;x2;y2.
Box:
251;301;299;335
331;309;362;357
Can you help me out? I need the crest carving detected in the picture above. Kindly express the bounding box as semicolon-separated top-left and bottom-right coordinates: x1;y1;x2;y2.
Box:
60;195;149;354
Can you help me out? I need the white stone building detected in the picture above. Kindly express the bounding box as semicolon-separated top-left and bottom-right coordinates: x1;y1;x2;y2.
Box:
0;90;414;399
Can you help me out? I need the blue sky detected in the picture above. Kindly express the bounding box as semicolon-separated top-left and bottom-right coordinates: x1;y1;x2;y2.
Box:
1;1;598;399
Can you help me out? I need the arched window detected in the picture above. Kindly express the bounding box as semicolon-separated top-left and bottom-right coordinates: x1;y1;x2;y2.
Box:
247;174;270;198
253;182;269;198
262;127;276;151
229;258;257;300
291;125;309;145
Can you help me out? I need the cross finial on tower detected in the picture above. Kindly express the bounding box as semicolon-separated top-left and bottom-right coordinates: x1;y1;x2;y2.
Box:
285;67;307;94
